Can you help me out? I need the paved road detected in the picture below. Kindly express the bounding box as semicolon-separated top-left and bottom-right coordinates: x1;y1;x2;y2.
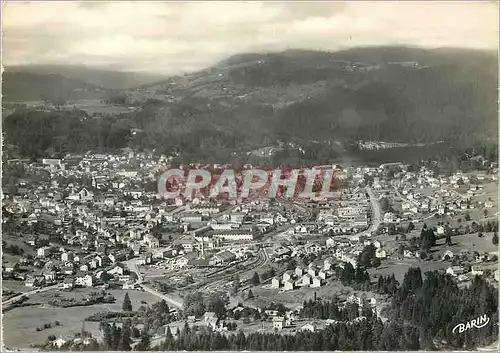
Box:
2;283;63;306
139;284;184;309
123;258;184;310
366;186;382;234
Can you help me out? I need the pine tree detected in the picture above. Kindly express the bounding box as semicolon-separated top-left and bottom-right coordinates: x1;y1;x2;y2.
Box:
371;257;381;268
100;322;113;350
100;271;110;283
159;299;169;314
137;329;151;351
111;323;121;350
232;274;240;294
118;319;132;351
122;293;133;311
164;326;173;350
251;272;260;286
247;289;254;299
493;232;498;245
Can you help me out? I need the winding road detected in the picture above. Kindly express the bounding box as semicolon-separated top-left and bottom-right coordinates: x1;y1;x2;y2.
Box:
2;283;63;307
139;284;184;309
123;258;184;310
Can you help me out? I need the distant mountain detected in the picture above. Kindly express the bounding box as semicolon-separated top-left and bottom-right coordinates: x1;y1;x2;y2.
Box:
3;46;498;163
2;72;106;102
4;65;166;90
139;46;497;145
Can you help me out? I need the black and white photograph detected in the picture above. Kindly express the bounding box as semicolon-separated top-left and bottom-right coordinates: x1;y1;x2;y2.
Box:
1;1;498;351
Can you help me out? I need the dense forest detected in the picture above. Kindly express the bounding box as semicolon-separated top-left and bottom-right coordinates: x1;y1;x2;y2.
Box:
155;318;421;351
38;268;498;351
3;47;497;164
1;72;106;101
2;103;497;166
2;109;131;159
388;269;499;349
4;65;167;91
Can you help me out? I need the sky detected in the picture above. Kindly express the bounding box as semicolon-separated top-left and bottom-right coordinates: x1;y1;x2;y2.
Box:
2;1;498;74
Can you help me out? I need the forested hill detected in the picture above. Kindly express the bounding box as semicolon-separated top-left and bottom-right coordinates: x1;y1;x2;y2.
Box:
2;47;498;162
2;72;107;102
138;46;498;145
5;65;167;90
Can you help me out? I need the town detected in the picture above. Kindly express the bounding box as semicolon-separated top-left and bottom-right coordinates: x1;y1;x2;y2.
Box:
2;149;498;350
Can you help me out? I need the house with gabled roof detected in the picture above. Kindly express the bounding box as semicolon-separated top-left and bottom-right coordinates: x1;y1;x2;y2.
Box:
283;280;295;291
209;250;236;266
282;270;295;282
302;274;312;286
63;277;75;289
75;272;93;287
311;277;323;288
295;267;304;276
271;277;281;289
301;323;316;332
25;275;45;287
272;316;285;330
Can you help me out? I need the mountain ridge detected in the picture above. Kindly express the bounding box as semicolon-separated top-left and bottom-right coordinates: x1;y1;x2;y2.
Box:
4;64;168;90
2;46;497;163
2;71;106;102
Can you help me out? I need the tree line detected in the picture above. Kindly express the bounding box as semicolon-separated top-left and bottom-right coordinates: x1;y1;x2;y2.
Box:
388;268;498;349
41;265;498;351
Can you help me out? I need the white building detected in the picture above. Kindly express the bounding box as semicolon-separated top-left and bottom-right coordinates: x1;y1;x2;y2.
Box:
302;274;312;286
301;323;316;332
75;273;94;287
311;277;323;288
143;234;160;249
211;230;253;241
37;246;52;258
271;277;281;289
446;266;465;277
273;316;285;330
375;248;387;259
283;280;295;291
61;251;73;262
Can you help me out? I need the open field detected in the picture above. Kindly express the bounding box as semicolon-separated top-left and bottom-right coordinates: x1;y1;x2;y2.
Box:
470;181;498;207
3;303;103;349
2;280;32;301
247;279;386;312
368;259;450;283
369;229;497;279
2;289;164;349
441;233;498;254
2;234;37;264
3;233;36;253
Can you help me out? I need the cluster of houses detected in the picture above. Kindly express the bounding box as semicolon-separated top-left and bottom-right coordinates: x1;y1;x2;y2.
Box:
271;261;332;291
3;151;498;303
3;151;313;289
445;262;499;284
269;293;378;331
22;245;135;290
269;233;387;275
357;141;410;150
370;166;496;222
315;188;370;233
137;243;256;271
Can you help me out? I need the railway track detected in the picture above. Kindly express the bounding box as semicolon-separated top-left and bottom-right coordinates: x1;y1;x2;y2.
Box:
198;248;268;292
